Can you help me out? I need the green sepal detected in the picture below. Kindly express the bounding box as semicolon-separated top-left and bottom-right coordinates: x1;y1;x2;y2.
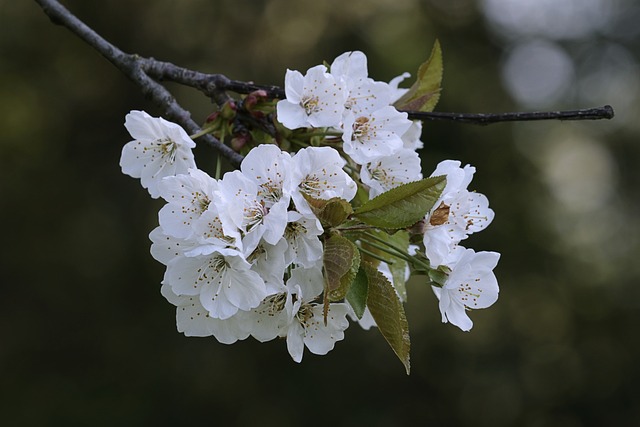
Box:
353;176;446;229
302;194;353;228
393;40;443;112
428;269;448;287
364;262;411;375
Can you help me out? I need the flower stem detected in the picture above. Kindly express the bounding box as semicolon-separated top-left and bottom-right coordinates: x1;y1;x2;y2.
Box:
361;232;432;271
215;154;222;180
357;246;395;264
190;124;217;140
358;238;411;264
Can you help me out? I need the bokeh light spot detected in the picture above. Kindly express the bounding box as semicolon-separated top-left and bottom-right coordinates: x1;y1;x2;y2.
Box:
502;40;574;108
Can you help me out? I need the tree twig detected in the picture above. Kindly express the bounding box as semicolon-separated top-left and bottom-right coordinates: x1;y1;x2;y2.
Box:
405;105;614;125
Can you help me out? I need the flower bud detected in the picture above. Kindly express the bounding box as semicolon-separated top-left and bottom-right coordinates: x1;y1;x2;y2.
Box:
231;131;251;152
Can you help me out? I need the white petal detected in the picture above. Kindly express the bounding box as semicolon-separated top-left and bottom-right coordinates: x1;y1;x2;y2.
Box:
166;255;211;296
276;100;309;130
149;227;195;265
330;51;368;81
242;291;291;342
286;322;306;363
124;110;156;141
444;300;474;332
423;225;457;267
303;304;349;355
464;192;495;234
221;267;267;312
283;69;304;103
119;140;146;178
286;266;324;299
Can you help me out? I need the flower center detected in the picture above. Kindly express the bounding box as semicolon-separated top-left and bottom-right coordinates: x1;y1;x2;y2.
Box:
301;95;320;116
295;302;314;325
266;293;287;314
210;255;228;272
285;221;307;240
369;162;390;183
259;183;283;205
157;138;178;163
195;255;228;287
299;174;322;197
352;116;372;142
244;200;269;232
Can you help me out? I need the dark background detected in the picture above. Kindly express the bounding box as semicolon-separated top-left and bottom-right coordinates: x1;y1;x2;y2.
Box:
2;1;639;425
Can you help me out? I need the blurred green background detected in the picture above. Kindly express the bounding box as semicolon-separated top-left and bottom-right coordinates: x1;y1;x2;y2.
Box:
2;1;639;425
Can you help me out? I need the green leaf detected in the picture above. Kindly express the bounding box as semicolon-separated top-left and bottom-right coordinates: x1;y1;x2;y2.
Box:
346;267;368;319
302;194;353;228
323;234;361;302
393;40;443;112
364;262;411;375
354;176;446;229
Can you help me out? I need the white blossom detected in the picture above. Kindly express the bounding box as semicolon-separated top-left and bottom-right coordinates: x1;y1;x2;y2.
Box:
216;170;287;256
161;283;249;344
288;146;357;215
188;204;243;257
120;110;196;198
240;290;292;343
122;51;506;362
240;144;292;208
276;65;347;130
431;248;500;331
157;168;219;240
149;226;196;265
329;51;392;118
240;266;331;353
360;148;422;198
342;106;412;164
164;249;267;320
284;268;349;363
246;239;288;294
423;160;495;267
283;211;324;268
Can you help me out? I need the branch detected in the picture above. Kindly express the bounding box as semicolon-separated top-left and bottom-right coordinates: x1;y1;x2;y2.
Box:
405;105;615;125
129;60;617;125
139;58;286;101
34;0;244;167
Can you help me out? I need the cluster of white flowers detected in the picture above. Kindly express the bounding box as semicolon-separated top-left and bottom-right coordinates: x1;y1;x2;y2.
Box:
122;116;355;361
119;50;501;366
277;51;424;198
